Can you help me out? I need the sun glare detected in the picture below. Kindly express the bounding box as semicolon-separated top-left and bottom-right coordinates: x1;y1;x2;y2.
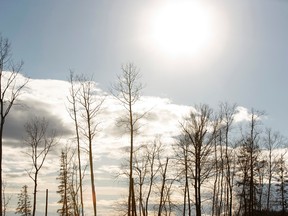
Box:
150;2;217;59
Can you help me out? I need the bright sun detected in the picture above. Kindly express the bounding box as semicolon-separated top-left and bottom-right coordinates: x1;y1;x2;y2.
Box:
150;1;217;58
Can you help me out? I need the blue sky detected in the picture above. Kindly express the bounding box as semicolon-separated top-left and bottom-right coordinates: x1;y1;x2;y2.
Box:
1;1;287;129
1;1;288;214
1;1;288;128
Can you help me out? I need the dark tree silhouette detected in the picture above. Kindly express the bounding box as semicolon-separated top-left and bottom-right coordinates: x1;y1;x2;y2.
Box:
57;149;73;216
24;117;56;216
0;34;28;216
236;109;264;216
15;185;32;216
111;63;144;216
67;72;84;216
179;104;220;216
77;75;104;216
275;153;288;215
263;128;285;210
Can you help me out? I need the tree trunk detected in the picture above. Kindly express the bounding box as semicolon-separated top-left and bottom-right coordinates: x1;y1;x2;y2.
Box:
0;121;3;216
89;137;97;216
45;189;48;216
184;149;191;216
32;172;38;216
68;72;85;215
158;158;168;216
195;150;201;216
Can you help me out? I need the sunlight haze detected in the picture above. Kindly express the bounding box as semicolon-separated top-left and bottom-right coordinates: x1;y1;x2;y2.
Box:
149;1;221;59
1;0;288;215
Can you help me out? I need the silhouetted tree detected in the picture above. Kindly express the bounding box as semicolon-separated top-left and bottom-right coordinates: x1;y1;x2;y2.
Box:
77;75;104;216
236;109;264;216
179;104;220;216
275;153;288;215
220;103;237;216
67;71;84;216
174;135;192;216
1;181;11;216
15;185;32;216
263;128;285;210
132;138;170;216
157;157;174;216
144;139;165;216
212;103;238;216
0;34;28;216
57;149;73;216
111;63;144;216
24;117;56;216
133;144;150;216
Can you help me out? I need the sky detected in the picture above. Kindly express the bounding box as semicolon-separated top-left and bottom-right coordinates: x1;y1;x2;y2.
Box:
1;0;288;215
1;0;288;127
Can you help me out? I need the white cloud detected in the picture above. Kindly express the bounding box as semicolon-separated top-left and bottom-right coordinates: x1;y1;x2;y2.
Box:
234;106;251;122
2;72;260;215
2;73;195;215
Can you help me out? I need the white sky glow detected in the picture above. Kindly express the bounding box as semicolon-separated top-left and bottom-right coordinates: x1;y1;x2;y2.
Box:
1;0;288;214
146;1;224;60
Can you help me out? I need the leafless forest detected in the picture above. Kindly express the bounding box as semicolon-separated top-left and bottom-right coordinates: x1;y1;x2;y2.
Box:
1;36;288;216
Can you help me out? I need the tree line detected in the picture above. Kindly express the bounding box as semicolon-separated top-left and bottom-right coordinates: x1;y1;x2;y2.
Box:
1;35;288;216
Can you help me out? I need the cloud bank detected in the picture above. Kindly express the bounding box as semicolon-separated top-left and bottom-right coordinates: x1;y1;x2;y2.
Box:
2;72;253;215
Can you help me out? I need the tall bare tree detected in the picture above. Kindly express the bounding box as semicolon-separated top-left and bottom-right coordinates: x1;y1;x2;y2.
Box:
67;72;84;215
157;157;170;216
174;136;192;216
179;104;219;216
24;117;56;216
111;63;144;216
77;75;104;216
213;102;237;216
144;139;163;216
275;152;288;214
236;109;264;216
132;138;166;216
0;34;28;215
263;128;285;210
133;145;149;216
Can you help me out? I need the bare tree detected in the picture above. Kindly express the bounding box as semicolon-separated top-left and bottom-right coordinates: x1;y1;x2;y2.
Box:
157;157;170;216
174;136;192;216
24;117;57;216
212;129;223;216
111;63;144;216
236;109;264;216
179;104;220;216
274;152;288;215
144;139;163;216
263;128;285;210
212;102;237;216
0;34;28;215
246;109;263;215
133;145;149;216
132;138;165;216
69;163;80;216
67;72;84;216
77;75;104;216
64;145;88;216
1;181;11;216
